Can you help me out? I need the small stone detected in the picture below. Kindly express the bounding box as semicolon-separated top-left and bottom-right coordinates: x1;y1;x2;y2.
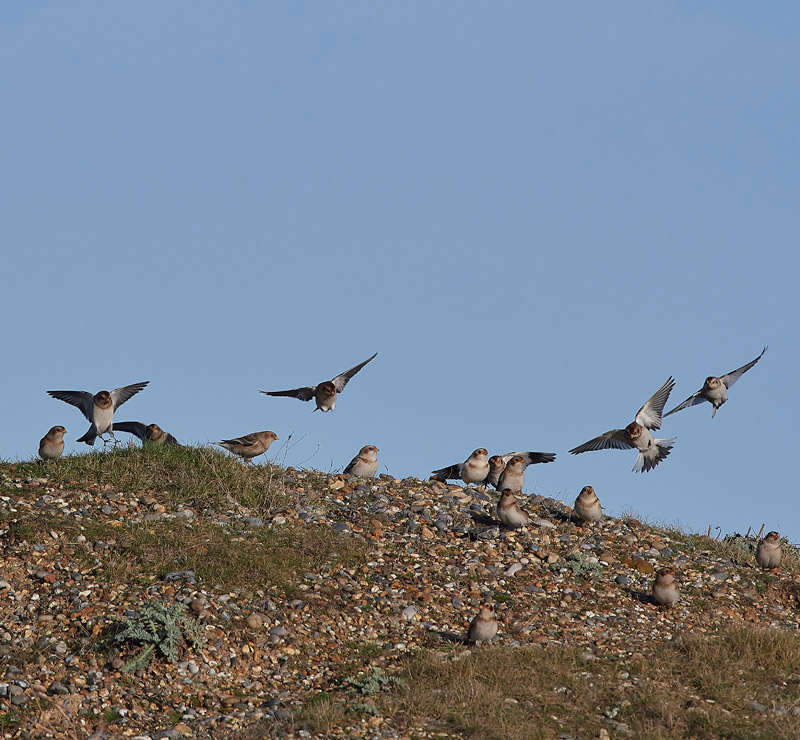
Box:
246;613;263;630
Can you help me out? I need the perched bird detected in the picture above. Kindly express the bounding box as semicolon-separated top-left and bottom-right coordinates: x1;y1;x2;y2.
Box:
47;382;149;446
496;489;530;529
467;603;498;644
433;449;555;486
652;567;680;606
343;444;380;477
755;531;782;570
573;485;603;523
216;431;279;462
569;377;676;473
497;455;528;493
38;426;66;461
114;422;181;446
665;347;767;419
259;352;378;412
431;448;490;485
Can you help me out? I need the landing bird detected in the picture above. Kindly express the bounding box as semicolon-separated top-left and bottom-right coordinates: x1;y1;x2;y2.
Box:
665;347;767;419
569;377;676;473
573;485;603;523
433;449;555;486
343;445;380;477
114;422;181;446
496;489;530;529
47;382;149;446
652;567;680;606
260;352;378;412
755;531;782;570
39;426;66;461
216;431;279;462
467;603;498;644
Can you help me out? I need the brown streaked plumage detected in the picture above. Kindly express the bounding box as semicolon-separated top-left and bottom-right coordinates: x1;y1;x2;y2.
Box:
114;421;181;446
216;431;279;462
496;489;530;529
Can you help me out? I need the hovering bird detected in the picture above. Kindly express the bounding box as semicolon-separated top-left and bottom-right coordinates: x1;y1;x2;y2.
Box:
665;347;767;419
39;426;66;461
569;377;676;473
114;422;181;446
260;352;378;412
343;445;380;477
47;382;149;446
432;449;555;486
215;431;279;462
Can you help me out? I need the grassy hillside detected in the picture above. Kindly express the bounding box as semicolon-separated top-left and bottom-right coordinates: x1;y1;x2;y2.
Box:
1;446;799;739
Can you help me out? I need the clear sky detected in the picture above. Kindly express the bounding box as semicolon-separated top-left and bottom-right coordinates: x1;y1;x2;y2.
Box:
2;3;797;541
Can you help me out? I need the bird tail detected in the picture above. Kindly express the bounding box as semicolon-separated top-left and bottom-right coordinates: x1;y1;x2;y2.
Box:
76;426;98;446
632;437;676;473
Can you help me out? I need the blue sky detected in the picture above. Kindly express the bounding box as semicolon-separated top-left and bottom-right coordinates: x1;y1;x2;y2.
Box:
2;3;797;541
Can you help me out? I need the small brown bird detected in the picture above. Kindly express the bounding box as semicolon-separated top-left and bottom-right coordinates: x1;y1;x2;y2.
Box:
573;485;603;523
38;426;66;461
260;352;378;412
431;448;490;485
343;445;380;477
485;451;558;488
216;431;279;462
569;377;676;473
665;347;767;419
755;531;782;570
496;489;530;529
652;567;680;606
114;422;181;446
467;603;498;644
496;455;528;493
47;381;149;445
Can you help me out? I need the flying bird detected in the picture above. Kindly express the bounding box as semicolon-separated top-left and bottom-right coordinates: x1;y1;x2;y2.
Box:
260;352;378;412
343;445;380;478
569;377;676;473
39;426;66;461
433;449;555;486
665;347;767;419
215;431;279;462
47;382;149;446
114;422;181;446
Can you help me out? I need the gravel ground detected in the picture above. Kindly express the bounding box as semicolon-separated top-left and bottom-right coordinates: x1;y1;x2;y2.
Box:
2;465;798;739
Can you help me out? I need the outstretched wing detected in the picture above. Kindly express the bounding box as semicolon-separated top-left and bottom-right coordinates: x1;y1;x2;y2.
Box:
430;463;462;482
47;390;95;422
664;390;705;417
110;381;149;409
331;352;378;392
260;386;316;402
501;451;557;466
635;377;675;430
113;421;149;441
721;346;767;389
569;429;633;454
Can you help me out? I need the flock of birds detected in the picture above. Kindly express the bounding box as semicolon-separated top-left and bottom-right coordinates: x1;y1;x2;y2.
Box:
33;346;780;641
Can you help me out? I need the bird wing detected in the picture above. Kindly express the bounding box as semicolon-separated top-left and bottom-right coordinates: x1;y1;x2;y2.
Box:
343;454;361;475
260;386;316;402
331;352;378;392
430;463;462;481
110;381;149;409
720;346;767;388
635;376;675;430
663;390;706;417
47;390;95;422
569;429;634;454
220;433;259;447
501;451;557;465
113;421;149;441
